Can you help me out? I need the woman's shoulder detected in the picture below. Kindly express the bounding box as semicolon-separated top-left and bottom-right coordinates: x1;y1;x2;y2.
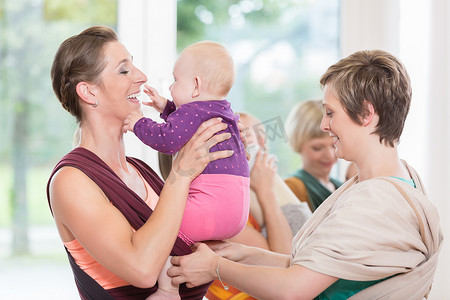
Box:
48;148;97;189
285;175;305;187
284;176;308;200
48;164;107;218
50;165;103;199
336;177;425;215
347;176;418;195
52;147;102;169
316;179;422;245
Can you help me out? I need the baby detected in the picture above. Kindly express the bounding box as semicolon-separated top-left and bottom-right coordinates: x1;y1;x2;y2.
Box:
123;41;250;300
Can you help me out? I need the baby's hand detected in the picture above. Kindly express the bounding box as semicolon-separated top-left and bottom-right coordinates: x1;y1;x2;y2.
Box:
123;111;144;133
143;84;168;113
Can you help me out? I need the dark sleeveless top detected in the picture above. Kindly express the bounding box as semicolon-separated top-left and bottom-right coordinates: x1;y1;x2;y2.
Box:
46;147;210;299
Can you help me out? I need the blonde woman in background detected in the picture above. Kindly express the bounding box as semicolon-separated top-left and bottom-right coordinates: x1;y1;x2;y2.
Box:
284;100;342;212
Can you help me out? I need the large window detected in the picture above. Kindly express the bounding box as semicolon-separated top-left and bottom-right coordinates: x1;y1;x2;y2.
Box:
1;1;118;297
0;0;117;259
176;0;340;176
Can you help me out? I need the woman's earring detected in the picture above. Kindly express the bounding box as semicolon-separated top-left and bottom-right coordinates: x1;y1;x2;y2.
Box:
92;100;98;108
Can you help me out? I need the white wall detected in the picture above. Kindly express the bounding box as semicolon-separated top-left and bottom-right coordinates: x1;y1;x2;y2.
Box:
338;0;401;179
341;0;400;56
342;0;449;298
118;0;177;177
421;0;450;298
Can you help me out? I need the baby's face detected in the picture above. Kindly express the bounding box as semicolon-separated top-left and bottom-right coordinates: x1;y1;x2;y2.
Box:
169;53;194;106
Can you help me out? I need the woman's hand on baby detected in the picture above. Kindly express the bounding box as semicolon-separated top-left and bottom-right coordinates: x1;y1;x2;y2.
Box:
169;243;219;288
170;117;233;181
143;84;168;113
237;121;250;161
122;111;143;133
206;240;248;264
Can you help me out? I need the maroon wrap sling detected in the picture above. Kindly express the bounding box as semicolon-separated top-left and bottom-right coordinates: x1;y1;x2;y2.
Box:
46;147;211;299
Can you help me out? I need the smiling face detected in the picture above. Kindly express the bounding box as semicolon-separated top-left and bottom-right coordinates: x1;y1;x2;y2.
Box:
300;136;337;179
96;41;147;120
319;50;412;148
320;84;362;162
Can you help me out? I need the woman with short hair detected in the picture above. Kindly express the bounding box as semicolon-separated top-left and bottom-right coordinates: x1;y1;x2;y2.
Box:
169;49;443;300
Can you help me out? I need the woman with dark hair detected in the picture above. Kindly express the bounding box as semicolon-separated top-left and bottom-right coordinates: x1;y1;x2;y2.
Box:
47;26;235;299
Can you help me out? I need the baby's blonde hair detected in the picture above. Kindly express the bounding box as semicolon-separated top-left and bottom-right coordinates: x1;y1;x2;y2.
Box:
182;41;235;97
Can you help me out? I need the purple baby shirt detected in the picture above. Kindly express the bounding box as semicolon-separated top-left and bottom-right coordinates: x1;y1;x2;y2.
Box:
133;100;249;177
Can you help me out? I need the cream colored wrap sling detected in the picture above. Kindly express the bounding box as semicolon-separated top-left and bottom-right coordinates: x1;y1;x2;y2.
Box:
290;161;443;299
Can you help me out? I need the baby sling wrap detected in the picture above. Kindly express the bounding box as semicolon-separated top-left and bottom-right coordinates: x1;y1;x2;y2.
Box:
47;147;211;299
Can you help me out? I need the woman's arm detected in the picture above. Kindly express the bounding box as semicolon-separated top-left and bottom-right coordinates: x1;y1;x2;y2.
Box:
170;243;337;300
209;240;290;268
213;259;337;300
230;150;292;254
252;150;293;253
50;118;232;288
